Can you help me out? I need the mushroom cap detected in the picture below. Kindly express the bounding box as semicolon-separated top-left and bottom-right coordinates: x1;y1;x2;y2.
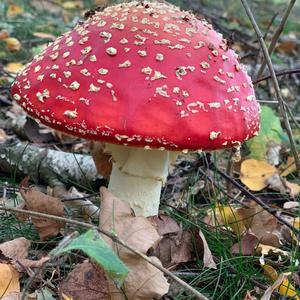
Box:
11;1;260;151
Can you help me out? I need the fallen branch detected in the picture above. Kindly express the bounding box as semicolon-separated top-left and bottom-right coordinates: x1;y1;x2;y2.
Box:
0;138;101;187
0;206;209;300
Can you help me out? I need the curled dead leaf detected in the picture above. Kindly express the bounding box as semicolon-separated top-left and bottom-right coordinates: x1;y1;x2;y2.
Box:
19;177;65;240
90;141;112;179
0;237;30;260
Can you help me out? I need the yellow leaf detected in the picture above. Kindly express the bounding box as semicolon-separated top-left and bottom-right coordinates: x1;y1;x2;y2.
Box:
4;37;21;52
62;1;83;9
216;205;246;236
0;263;20;296
4;62;24;74
240;159;277;191
6;4;24;17
262;264;299;299
62;292;73;300
279;279;299;299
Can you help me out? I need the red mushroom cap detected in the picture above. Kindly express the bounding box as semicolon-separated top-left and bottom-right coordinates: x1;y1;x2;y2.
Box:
11;1;260;151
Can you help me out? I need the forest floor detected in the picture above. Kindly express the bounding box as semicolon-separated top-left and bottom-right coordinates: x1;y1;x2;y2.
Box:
0;0;300;299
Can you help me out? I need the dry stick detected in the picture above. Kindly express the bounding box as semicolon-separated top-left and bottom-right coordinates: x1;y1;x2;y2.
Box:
241;0;300;174
0;206;209;300
254;68;300;85
255;0;296;79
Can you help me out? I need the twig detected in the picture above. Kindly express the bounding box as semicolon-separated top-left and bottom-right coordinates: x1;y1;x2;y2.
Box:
240;0;300;174
254;68;300;84
211;164;299;235
0;206;209;300
255;0;296;79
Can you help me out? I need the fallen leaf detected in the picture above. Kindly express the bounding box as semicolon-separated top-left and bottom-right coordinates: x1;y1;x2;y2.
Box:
262;264;299;299
197;229;217;269
217;204;246;236
61;1;84;9
99;187;169;299
240;159;277;191
0;128;8;142
0;263;20;297
4;38;21;52
283;201;299;210
285;181;300;198
4;63;24;74
19;177;65;240
150;214;180;236
153;230;192;267
256;244;289;257
0;30;9;40
6;4;24;17
0;237;30;259
32;32;56;41
89;141;112;179
59;261;109;300
243;207;280;247
280;156;296;176
108;256;168;300
13;257;49;272
231;232;259;256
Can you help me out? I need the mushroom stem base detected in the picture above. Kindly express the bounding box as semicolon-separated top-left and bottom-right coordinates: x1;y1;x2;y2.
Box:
105;144;177;216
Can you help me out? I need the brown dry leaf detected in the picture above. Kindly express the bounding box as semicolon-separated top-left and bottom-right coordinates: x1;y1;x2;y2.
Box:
0;237;30;259
153;230;192;267
99;187;169;299
0;263;20;297
238;206;280;247
4;38;21;52
90;141;112;179
285;181;300;198
108;256;168;300
19;177;65;240
150;214;180;236
14;257;49;272
6;4;23;17
231;232;259;256
4;63;24;74
59;261;109;300
240;159;277;191
198;229;217;269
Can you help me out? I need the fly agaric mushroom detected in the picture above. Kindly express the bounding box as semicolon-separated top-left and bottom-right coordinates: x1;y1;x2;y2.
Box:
11;1;260;217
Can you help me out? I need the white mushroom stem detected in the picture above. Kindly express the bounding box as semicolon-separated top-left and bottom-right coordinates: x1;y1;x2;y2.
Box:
104;143;178;217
